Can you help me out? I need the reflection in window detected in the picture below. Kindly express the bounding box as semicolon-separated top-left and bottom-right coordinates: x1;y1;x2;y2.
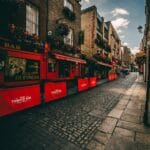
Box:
48;58;56;72
5;57;40;82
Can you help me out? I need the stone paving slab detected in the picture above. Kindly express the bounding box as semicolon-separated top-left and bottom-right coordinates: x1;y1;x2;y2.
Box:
136;132;150;145
97;117;118;134
121;113;142;124
108;109;124;119
105;136;150;150
113;127;135;141
117;120;150;133
123;108;142;116
94;131;111;144
87;140;105;150
115;104;127;110
117;99;129;106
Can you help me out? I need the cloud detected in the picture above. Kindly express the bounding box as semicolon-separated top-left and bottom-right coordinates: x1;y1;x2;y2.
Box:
122;42;128;46
112;18;130;30
84;0;91;3
117;29;123;34
120;35;125;39
131;47;140;54
111;8;129;17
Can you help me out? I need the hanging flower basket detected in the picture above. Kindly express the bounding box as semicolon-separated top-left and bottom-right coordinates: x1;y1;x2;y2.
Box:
55;23;69;36
62;7;76;21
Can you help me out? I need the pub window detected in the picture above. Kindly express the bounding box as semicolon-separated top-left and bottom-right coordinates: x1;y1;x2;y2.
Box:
5;57;40;82
59;61;70;78
48;58;56;72
64;0;73;11
64;28;73;46
26;3;39;35
0;51;6;72
78;31;84;44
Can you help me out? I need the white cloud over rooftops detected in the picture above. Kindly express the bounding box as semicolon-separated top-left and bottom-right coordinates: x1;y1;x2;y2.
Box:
122;42;128;46
112;18;130;30
111;8;129;17
131;46;140;54
84;0;90;3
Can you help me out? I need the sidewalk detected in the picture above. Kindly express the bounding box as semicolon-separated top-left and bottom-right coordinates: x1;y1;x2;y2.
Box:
87;74;150;150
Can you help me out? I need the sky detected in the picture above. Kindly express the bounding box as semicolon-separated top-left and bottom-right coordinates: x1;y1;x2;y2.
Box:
81;0;145;54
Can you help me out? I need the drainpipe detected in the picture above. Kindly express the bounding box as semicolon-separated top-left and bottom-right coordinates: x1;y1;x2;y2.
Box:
46;0;48;38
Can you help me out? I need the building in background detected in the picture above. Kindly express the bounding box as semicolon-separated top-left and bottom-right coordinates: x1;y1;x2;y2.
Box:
106;21;121;62
81;6;111;58
121;46;131;67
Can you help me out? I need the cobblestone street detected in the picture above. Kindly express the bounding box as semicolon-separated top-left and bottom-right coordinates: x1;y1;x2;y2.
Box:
0;73;138;150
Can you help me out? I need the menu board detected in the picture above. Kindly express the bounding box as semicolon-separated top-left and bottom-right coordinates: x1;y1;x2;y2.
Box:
5;57;40;82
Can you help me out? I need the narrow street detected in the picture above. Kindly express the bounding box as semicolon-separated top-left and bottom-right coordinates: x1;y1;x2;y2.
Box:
0;73;138;150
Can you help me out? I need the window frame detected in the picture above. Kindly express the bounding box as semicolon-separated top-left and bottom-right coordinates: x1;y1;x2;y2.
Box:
64;28;74;46
26;3;39;35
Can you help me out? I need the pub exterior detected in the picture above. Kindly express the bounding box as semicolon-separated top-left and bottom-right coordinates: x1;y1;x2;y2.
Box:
0;0;119;117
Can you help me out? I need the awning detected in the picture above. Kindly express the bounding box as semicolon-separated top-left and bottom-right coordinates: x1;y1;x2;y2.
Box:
92;58;112;68
53;53;86;64
97;61;112;68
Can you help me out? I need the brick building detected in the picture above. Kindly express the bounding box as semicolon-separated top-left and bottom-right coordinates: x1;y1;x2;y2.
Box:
106;21;121;61
0;0;47;40
121;46;131;66
81;6;111;58
47;0;81;48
